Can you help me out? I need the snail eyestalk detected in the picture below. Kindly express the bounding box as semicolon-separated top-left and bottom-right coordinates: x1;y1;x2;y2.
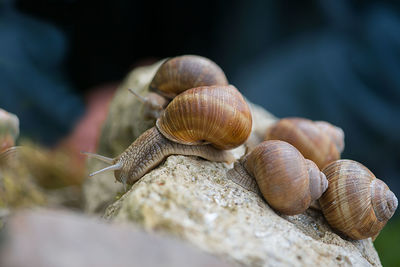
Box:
82;151;122;177
128;88;148;104
128;88;167;119
88;162;122;177
81;151;114;164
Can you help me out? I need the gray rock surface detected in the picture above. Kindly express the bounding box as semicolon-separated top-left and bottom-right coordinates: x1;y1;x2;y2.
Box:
0;210;230;267
105;155;382;267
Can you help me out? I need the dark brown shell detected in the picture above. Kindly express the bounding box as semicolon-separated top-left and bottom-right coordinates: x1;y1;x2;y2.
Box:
264;118;341;169
319;160;398;240
156;85;252;150
244;140;327;215
149;55;228;98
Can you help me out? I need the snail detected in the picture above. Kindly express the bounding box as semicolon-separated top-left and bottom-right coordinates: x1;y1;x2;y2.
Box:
319;159;398;240
264;117;344;169
0;109;19;153
227;140;328;215
84;85;252;187
129;55;229;119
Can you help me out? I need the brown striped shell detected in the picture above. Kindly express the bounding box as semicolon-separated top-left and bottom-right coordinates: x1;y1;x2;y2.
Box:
264;118;343;169
156;85;252;150
243;140;328;215
319;160;398;240
149;55;228;98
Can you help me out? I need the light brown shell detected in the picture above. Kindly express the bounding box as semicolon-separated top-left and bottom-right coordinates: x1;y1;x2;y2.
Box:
264;118;342;169
314;121;345;153
156;85;252;150
149;55;228;98
243;140;328;215
319;160;398;240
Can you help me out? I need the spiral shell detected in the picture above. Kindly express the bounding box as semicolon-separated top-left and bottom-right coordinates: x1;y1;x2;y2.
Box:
314;121;345;153
243;140;328;215
0;109;19;152
319;160;398;240
264;118;343;169
156;85;252;150
149;55;228;98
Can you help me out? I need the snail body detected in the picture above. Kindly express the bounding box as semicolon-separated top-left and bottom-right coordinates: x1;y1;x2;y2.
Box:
319;160;398;240
228;140;328;215
85;85;251;185
130;55;229;120
264;118;344;169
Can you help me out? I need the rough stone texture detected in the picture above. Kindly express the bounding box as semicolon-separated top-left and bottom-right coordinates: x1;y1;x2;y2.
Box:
105;155;382;267
0;210;231;267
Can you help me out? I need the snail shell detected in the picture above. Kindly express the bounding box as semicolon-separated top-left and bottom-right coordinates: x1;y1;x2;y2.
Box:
149;55;228;98
264;118;343;169
319;160;398;240
156;85;252;150
240;140;328;215
0;109;19;152
314;121;344;153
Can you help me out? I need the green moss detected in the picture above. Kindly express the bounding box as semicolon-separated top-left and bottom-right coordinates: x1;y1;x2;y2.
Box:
374;216;400;267
0;169;47;209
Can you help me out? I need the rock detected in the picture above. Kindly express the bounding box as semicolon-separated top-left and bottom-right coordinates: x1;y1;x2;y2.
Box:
0;210;230;267
0;145;84;211
0;155;47;211
104;155;382;267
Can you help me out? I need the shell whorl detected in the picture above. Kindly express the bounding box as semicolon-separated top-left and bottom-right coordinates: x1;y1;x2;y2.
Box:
314;121;345;153
319;159;398;240
265;118;341;169
305;159;328;201
243;140;327;215
156;85;252;150
149;55;228;98
371;179;398;222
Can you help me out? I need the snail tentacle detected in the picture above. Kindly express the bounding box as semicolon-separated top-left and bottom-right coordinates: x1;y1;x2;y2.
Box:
82;152;114;165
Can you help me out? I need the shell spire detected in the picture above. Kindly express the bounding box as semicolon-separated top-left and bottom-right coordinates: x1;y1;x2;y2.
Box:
314;121;345;153
371;179;398;222
305;159;328;201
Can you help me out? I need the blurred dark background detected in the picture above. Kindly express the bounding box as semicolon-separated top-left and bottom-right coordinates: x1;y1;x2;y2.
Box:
1;0;400;249
1;0;400;264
